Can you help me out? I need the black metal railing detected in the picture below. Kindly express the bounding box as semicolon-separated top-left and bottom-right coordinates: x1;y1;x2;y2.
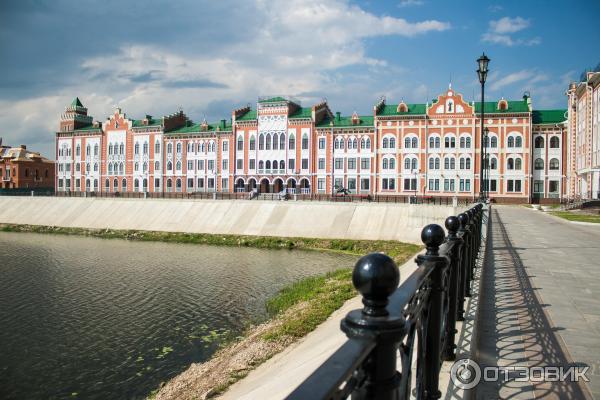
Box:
287;203;486;400
1;189;474;206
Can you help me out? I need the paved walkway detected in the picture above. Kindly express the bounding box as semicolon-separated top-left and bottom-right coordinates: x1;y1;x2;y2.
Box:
475;206;599;399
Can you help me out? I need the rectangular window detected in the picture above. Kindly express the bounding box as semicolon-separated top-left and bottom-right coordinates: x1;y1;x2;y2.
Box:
490;179;497;192
348;158;356;170
335;158;344;170
236;159;242;170
249;159;256;170
208;160;215;171
188;161;194;170
187;178;194;188
382;178;395;190
347;178;356;191
444;179;450;191
382;179;388;190
75;178;80;189
318;178;325;191
334;178;343;189
208;178;215;189
288;159;295;171
155;178;160;188
301;158;308;170
515;180;521;192
66;179;71;189
549;180;559;193
534;180;544;193
361;178;370;191
318;158;325;170
199;178;204;188
465;179;470;191
459;179;465;192
361;158;370;170
222;141;228;152
222;178;228;190
318;137;326;150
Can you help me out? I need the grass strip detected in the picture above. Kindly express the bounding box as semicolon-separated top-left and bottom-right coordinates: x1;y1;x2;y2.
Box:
549;211;600;223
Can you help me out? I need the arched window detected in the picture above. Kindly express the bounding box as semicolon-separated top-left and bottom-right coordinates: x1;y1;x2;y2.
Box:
490;136;497;148
411;137;417;148
108;143;113;155
176;178;182;191
435;137;440;148
167;161;172;170
535;136;544;148
272;134;278;150
108;163;113;174
249;136;256;150
94;144;98;155
490;158;497;170
237;136;244;151
508;137;514;147
272;159;277;169
365;138;371;149
466;158;471;169
459;137;465;148
280;133;285;150
266;160;271;170
383;158;388;169
155;161;160;171
515;136;522;147
534;158;544;170
288;134;295;150
122;178;127;190
411;158;418;170
459;158;465;169
444;157;450;169
353;138;358;149
143;178;148;191
429;157;434;169
405;137;411;148
134;162;139;172
201;143;206;152
466;137;471;148
515;158;522;170
429;137;435;148
382;137;389;148
155;140;160;154
435;158;440;169
119;163;124;175
176;161;181;170
404;158;411;170
361;138;366;149
134;179;140;192
113;178;118;190
259;160;264;169
549;158;559;170
389;137;396;148
265;134;271;150
143;162;147;173
167;179;172;191
119;143;124;154
93;163;98;172
176;143;182;153
280;160;285;169
135;143;140;154
550;137;560;148
76;145;81;156
76;163;80;172
86;144;91;156
389;158;395;170
507;158;514;170
143;142;148;154
302;133;309;150
167;143;173;153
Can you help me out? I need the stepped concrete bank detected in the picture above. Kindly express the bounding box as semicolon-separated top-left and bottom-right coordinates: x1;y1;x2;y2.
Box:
0;197;459;243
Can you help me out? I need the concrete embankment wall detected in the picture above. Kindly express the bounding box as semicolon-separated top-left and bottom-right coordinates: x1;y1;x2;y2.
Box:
0;197;460;244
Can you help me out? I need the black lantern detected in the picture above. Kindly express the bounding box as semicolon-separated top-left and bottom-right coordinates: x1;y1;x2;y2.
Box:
477;53;490;84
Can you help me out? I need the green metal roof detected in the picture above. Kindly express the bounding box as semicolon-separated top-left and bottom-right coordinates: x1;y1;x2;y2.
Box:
258;96;288;103
73;125;100;132
376;104;427;116
474;100;529;113
71;97;84;107
316;115;374;128
532;109;567;124
132;117;162;127
168;120;232;134
236;109;257;121
289;107;312;119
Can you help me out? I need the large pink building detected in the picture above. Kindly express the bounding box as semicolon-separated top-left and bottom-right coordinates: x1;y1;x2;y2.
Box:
55;87;568;203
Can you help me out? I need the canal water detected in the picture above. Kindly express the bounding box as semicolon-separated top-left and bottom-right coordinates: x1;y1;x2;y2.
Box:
0;232;355;399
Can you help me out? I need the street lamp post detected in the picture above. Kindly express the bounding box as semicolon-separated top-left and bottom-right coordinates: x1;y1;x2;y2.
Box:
477;53;490;201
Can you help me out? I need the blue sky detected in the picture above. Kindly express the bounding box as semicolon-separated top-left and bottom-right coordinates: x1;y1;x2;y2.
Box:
1;0;598;157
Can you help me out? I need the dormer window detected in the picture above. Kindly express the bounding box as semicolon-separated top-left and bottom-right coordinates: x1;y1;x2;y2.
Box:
351;112;360;125
498;99;508;111
397;102;408;113
446;99;454;113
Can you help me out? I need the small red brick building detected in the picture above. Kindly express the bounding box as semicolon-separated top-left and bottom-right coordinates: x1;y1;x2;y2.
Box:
0;142;55;190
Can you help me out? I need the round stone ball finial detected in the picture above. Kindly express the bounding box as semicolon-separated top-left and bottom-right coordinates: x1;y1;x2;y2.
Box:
352;253;399;316
421;224;446;255
445;215;460;235
458;212;469;228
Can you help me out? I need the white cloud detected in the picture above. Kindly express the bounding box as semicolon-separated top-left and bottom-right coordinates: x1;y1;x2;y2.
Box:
482;16;540;47
398;0;424;7
0;0;451;158
489;69;549;91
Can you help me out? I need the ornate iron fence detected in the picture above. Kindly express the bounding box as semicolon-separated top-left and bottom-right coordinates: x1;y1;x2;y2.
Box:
287;203;485;400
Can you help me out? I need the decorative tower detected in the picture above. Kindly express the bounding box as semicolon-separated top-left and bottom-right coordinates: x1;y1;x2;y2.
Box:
60;97;93;132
